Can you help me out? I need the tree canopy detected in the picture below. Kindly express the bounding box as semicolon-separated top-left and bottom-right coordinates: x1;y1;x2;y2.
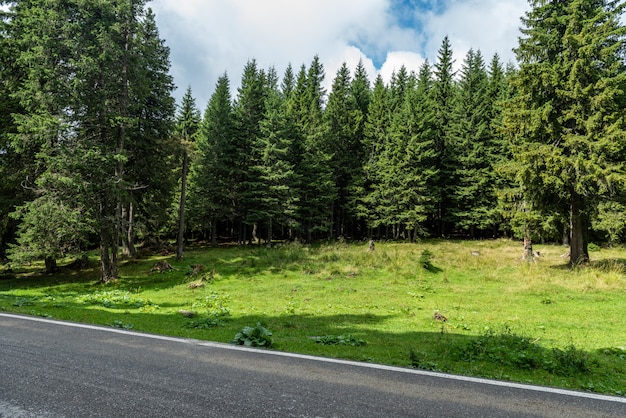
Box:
1;0;625;277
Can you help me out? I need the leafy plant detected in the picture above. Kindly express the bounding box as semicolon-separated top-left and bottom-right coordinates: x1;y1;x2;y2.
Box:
185;317;227;329
313;334;366;347
109;320;134;329
231;322;273;347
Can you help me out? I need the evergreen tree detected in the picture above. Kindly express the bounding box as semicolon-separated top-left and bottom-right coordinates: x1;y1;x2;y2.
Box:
504;0;626;265
359;75;390;235
189;74;234;245
174;87;201;259
323;62;362;237
0;2;31;259
291;56;335;241
123;7;177;256
431;36;458;236
450;49;495;236
487;54;515;237
233;59;267;242
346;59;371;237
9;0;175;280
249;78;299;244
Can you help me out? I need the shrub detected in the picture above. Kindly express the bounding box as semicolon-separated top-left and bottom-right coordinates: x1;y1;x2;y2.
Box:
419;249;436;271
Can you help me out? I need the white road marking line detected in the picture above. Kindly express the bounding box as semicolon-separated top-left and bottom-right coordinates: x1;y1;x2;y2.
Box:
2;312;625;404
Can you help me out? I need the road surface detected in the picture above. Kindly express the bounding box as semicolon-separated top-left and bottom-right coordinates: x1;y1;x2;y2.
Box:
1;313;624;417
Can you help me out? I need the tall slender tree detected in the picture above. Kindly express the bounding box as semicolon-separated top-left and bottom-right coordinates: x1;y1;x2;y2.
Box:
233;60;267;242
291;56;335;241
431;36;458;236
175;87;200;259
450;49;495;236
358;75;390;235
189;74;234;245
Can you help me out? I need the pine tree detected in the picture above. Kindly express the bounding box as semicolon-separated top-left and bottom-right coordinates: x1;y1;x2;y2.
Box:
323;62;361;237
189;74;235;245
233;60;267;243
504;0;626;265
450;49;495;236
0;2;31;258
123;7;177;256
174;87;201;259
249;78;299;244
359;75;390;235
291;56;335;241
347;59;371;237
432;36;458;236
8;0;175;280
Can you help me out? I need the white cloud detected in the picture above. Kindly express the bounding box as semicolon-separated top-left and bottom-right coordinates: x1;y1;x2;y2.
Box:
150;0;529;108
379;51;426;82
420;0;529;71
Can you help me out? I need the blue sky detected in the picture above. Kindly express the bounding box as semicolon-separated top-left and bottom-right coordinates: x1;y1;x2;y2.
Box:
150;0;530;109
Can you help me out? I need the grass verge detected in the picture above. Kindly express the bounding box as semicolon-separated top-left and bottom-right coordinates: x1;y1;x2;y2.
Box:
1;239;625;396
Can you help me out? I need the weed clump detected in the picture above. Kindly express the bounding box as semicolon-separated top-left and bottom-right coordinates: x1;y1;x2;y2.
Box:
231;322;273;348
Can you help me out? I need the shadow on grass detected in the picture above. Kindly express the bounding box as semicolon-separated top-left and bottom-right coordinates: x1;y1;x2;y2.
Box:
0;244;346;293
3;296;625;397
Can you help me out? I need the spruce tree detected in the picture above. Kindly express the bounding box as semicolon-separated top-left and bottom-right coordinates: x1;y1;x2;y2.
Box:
174;87;201;259
189;74;235;245
249;78;299;244
504;0;626;265
450;49;495;236
431;36;458;236
359;75;390;235
323;62;360;237
292;56;335;241
233;60;267;243
9;0;175;280
123;7;177;256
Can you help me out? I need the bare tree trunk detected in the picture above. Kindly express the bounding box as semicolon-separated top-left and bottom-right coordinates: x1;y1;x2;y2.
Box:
267;218;273;247
100;228;116;283
562;223;570;246
122;202;136;257
211;219;217;247
44;256;57;274
522;236;534;263
569;192;589;266
176;150;189;260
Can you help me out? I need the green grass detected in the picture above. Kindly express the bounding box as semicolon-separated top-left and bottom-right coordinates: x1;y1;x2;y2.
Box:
1;239;625;396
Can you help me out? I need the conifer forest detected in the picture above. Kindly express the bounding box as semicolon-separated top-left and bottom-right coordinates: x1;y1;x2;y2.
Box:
1;1;625;281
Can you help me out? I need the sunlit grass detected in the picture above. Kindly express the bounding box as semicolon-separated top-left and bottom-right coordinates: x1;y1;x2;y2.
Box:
1;239;625;396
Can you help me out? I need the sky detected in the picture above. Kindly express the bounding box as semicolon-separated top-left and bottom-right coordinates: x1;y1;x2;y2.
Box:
150;0;531;109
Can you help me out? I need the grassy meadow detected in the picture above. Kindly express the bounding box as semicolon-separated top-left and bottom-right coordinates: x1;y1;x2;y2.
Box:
1;239;625;396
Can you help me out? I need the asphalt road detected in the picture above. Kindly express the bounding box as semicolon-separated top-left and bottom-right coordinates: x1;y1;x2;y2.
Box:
1;313;625;417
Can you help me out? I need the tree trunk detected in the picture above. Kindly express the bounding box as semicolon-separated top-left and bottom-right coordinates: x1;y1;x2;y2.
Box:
122;202;136;257
100;233;115;283
44;256;57;274
562;223;570;246
176;150;189;260
211;219;217;247
522;236;534;263
267;217;273;247
569;192;589;266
